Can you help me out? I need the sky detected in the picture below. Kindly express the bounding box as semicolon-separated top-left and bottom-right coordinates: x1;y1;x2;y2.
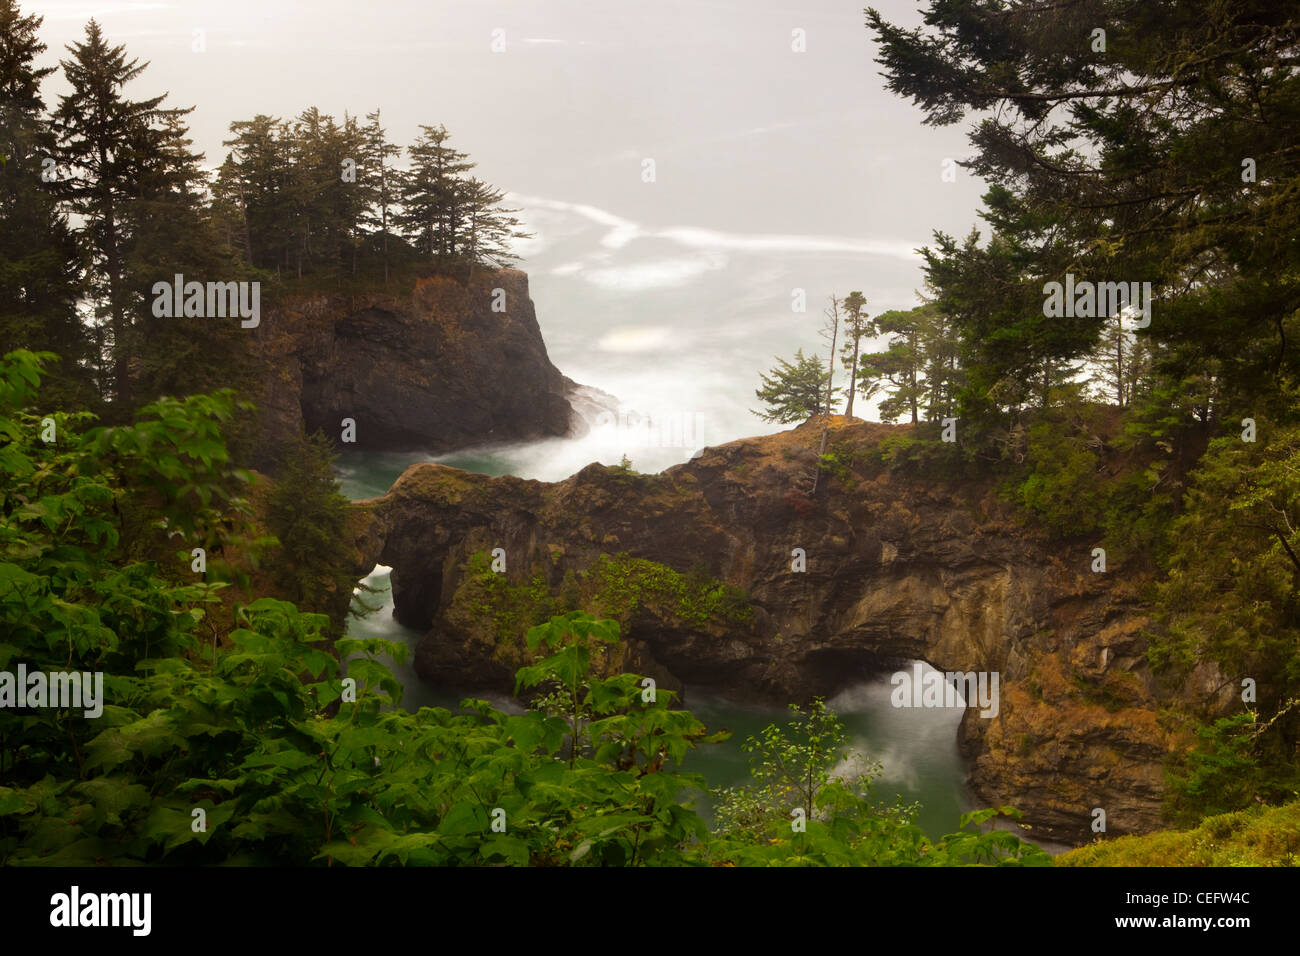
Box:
27;0;992;477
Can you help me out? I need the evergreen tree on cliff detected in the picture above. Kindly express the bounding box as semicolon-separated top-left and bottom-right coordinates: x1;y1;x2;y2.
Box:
52;19;197;406
396;125;530;269
397;124;476;262
753;349;835;424
220;115;294;274
867;1;1300;427
361;109;402;283
0;0;92;408
266;428;357;635
839;291;871;418
127;105;254;405
459;176;531;269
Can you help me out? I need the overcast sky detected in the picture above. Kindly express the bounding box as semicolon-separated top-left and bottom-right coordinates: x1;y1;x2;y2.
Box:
27;0;991;473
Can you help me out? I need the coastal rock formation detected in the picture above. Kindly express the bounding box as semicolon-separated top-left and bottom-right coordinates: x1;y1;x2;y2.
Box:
352;416;1172;845
249;268;578;471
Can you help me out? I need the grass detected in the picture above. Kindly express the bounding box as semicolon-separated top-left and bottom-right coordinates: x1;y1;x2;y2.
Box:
1056;799;1300;866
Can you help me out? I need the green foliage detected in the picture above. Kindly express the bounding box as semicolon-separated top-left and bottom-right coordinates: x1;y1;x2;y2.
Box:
858;303;963;425
0;352;718;865
1057;799;1300;867
818;441;867;486
752;348;831;424
712;698;879;836
1150;429;1300;689
0;350;1056;867
456;551;556;642
265;428;357;632
585;553;752;630
0;2;95;410
1011;410;1108;538
873;429;965;478
707;698;1049;867
1162;713;1299;826
1143;425;1300;818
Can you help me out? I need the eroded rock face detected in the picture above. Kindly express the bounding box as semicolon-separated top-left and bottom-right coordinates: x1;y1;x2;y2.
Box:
249;269;575;471
355;416;1171;845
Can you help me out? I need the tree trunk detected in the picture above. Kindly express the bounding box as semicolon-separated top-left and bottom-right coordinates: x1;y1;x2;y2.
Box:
1115;320;1125;407
824;301;839;415
381;198;389;285
101;186;129;405
845;336;861;418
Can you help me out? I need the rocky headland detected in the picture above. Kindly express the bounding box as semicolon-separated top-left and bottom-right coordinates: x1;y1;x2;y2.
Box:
350;415;1195;846
247;268;587;471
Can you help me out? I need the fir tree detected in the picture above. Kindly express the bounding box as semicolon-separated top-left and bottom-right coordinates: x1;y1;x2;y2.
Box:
839;291;871;418
0;0;92;408
52;19;158;403
753;349;834;424
397;124;476;262
360;109;402;283
266;428;357;634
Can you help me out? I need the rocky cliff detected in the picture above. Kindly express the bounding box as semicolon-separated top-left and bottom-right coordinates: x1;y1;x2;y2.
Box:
248;268;579;471
352;416;1176;846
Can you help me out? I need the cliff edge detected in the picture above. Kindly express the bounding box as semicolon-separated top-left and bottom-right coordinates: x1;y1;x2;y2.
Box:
249;268;578;471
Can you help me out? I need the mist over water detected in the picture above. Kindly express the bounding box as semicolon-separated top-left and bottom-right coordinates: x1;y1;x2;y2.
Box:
332;236;926;499
681;667;972;840
334;389;711;499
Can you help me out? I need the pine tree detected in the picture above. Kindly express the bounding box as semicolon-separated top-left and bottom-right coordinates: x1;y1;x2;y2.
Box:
52;18;188;405
864;309;924;425
221;115;293;273
127;108;255;405
360;109;402;283
868;2;1300;423
859;303;962;424
918;301;962;422
839;291;871;418
396;124;476;261
266;428;357;634
1089;313;1155;410
281;107;367;279
459;176;532;269
0;0;92;408
752;349;834;424
820;296;842;416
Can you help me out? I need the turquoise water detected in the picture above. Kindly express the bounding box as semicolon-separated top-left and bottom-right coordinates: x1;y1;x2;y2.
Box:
336;449;517;501
680;682;972;840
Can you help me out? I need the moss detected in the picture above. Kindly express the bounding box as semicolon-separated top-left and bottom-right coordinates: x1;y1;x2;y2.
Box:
1071;670;1144;712
443;551;753;674
583;552;753;629
451;551;556;644
1056;800;1300;866
819;441;864;488
397;465;478;505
